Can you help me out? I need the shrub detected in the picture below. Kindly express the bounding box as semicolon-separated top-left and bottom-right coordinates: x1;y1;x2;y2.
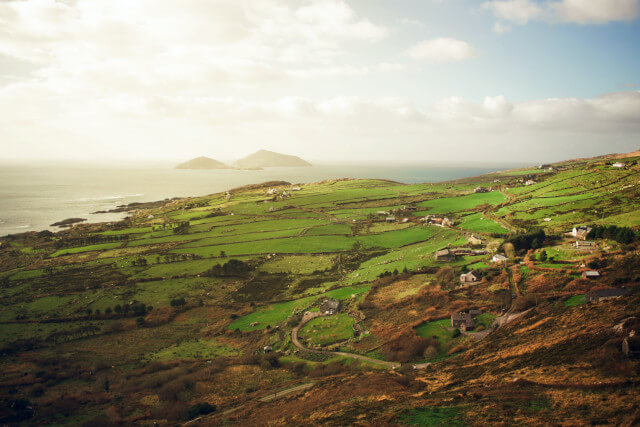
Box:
186;402;216;420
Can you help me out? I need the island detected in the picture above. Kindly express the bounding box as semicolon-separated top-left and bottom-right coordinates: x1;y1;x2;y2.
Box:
232;149;311;168
175;156;229;169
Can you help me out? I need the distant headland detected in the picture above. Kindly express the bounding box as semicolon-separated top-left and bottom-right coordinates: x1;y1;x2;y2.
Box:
176;149;311;170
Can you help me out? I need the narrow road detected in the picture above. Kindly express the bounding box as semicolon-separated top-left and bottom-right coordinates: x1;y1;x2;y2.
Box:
258;382;315;402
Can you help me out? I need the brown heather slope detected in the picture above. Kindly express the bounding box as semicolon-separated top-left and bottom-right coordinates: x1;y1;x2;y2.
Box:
212;291;640;425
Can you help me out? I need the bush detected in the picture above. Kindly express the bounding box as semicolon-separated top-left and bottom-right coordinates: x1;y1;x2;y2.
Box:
186;402;216;420
512;294;538;311
452;328;461;338
170;297;186;307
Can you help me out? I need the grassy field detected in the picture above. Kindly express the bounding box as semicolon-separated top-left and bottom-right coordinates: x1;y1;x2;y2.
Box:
298;314;355;346
229;284;369;331
415;192;507;215
258;255;335;274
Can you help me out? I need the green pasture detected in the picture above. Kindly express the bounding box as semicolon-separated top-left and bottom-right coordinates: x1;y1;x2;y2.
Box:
298;313;355;346
228;284;369;331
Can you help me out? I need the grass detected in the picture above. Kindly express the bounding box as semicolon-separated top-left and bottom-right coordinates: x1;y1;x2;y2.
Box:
298;314;355;346
457;212;508;235
415;192;506;215
149;338;239;360
228;284;369;331
564;294;586;307
399;406;465;426
258;255;335;275
51;242;123;257
414;319;452;342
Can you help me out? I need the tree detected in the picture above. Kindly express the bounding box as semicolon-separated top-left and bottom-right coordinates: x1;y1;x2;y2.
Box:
105;307;112;315
114;304;122;314
393;268;399;275
538;249;547;262
135;317;145;327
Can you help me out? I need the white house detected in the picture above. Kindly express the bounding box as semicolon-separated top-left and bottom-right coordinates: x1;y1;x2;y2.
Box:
492;254;508;263
612;162;625;168
572;225;592;240
459;271;479;284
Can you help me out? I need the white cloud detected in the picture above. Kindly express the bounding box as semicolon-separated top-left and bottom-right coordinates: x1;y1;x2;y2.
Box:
483;0;542;24
552;0;639;24
483;0;639;25
407;38;477;62
492;22;512;33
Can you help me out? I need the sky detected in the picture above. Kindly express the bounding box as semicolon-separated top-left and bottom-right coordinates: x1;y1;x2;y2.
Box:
0;0;639;165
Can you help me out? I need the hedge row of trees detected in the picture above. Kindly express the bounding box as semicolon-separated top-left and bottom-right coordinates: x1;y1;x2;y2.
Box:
505;229;546;251
205;259;252;277
587;225;637;244
54;234;128;249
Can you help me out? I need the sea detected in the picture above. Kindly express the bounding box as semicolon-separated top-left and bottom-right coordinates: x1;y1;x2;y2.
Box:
0;162;525;236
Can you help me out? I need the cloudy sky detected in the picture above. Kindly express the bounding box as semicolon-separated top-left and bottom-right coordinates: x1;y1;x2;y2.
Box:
0;0;639;164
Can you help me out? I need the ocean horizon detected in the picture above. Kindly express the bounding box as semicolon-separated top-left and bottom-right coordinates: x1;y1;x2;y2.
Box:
0;162;528;236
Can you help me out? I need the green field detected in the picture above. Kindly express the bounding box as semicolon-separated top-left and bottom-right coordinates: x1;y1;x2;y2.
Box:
229;284;369;331
299;313;355;346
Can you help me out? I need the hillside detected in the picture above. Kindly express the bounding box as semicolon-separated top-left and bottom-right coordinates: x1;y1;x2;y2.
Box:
233;149;311;168
176;156;229;169
1;152;640;425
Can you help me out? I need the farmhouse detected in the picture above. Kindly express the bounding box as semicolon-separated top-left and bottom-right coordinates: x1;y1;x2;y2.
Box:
586;288;628;303
575;240;596;250
525;179;537;186
451;312;475;332
582;270;601;279
474;187;489;193
377;211;389;216
467;235;484;246
459;271;479;284
386;216;396;223
612;162;625;168
492;254;508;264
442;217;454;227
572;225;592;240
320;298;340;315
434;249;455;262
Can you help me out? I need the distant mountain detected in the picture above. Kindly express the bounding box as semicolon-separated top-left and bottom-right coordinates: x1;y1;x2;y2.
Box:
176;156;229;169
232;150;311;168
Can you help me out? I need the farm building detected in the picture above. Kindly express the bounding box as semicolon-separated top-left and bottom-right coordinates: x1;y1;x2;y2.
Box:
474;187;489;193
492;254;508;263
467;235;484;246
612;162;625;168
572;226;592;240
575;240;596;250
459;271;479;284
320;298;340;315
525;180;537;186
586;288;628;303
386;216;396;223
434;249;455;262
582;270;601;279
451;312;475;332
